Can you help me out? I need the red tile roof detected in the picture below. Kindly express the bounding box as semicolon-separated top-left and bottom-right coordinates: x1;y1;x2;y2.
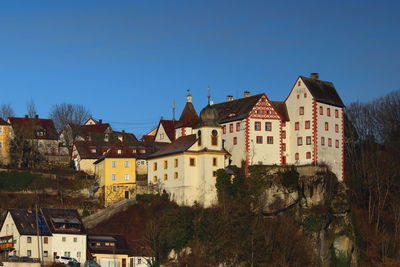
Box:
159;120;177;141
148;134;197;158
8;117;58;140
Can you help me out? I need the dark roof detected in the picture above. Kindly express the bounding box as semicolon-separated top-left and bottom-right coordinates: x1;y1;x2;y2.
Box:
41;208;86;235
73;141;110;159
175;102;199;128
5;209;52;236
148;134;197;158
271;101;290;121
159;120;176;141
300;76;345;107
8;117;59;140
88;234;131;255
212;94;264;123
0;118;9;125
80;123;111;138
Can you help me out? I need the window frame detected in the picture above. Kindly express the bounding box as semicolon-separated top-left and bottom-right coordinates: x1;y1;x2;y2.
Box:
233;136;237;145
254;121;261;131
299;106;304;115
189;158;196;166
295;122;300;131
297;137;303;146
256;136;263;144
267;136;273;144
265;122;272;131
236;122;240;131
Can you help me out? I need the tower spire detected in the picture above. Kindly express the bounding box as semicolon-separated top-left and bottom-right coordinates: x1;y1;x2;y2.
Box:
186;88;192;103
172;100;176;121
207;86;211;105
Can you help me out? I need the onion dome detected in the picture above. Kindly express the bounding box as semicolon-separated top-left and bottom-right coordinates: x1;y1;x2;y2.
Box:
195;104;220;128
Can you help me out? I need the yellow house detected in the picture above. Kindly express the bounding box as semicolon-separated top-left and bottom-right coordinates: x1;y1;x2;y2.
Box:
0;119;11;165
94;141;137;206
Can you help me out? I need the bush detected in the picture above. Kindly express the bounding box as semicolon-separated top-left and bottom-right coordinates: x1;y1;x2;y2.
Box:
280;168;299;192
0;171;43;191
303;215;322;233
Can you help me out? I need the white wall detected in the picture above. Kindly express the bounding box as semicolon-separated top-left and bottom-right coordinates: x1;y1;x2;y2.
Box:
51;233;86;264
220;120;246;167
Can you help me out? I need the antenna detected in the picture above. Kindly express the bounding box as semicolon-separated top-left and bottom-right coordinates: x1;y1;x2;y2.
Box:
172;101;176;121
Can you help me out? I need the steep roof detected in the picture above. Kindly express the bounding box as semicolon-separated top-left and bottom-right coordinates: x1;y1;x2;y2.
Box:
80;123;111;137
212;94;264;123
300;76;345;107
148;134;197;158
88;234;131;255
41;208;86;235
271;101;290;121
8;117;58;140
0;118;9;125
5;209;52;236
175;102;199;128
159;120;177;141
73;141;110;159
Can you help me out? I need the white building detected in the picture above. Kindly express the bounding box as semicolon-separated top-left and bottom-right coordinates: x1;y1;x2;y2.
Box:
148;96;228;207
0;209;53;263
40;208;87;265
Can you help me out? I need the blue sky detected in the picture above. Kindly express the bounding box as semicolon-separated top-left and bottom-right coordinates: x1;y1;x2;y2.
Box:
0;0;399;136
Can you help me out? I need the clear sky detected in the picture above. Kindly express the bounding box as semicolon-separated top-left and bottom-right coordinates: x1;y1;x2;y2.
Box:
0;0;399;136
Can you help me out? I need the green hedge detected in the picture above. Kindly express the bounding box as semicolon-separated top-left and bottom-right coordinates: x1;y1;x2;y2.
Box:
0;171;43;191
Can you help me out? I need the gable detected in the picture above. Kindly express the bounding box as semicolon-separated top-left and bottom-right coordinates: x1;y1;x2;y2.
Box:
154;123;172;143
249;95;282;120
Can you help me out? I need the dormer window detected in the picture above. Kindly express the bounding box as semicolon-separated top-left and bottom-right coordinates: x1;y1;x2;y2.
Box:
36;131;45;137
90;148;96;153
228;112;237;117
104;134;109;142
140;149;146;153
118;135;123;141
132;149;137;153
117;149;122;154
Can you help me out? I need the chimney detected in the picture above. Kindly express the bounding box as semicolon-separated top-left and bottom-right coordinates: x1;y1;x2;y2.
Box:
99;119;103;124
25;115;28;118
310;73;319;80
226;95;234;102
122;130;125;133
35;114;39;119
244;91;251;98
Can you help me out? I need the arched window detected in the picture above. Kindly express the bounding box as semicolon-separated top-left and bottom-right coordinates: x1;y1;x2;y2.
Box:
197;130;202;146
211;130;218;146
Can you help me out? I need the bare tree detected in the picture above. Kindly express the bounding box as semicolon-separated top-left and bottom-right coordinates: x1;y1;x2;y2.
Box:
26;99;37;118
49;103;91;132
0;103;15;120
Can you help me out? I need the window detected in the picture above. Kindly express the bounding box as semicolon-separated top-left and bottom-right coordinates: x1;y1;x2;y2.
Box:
124;174;130;181
297;94;300;99
297;137;303;146
124;161;129;168
336;140;340;148
236;122;240;131
111;174;116;181
138;259;142;264
197;130;202;146
267;136;273;144
153;162;157;171
328;138;332;147
335;109;339;118
73;237;77;243
321;137;325;146
62;237;66;242
159;133;164;140
256;136;263;144
282;143;286;151
282;131;286;139
117;149;122;154
65;252;70;257
222;125;226;134
335;124;339;133
153;176;157;183
44;237;48;244
306;152;311;159
77;252;81;258
327;108;331;117
27;237;31;243
304;93;307;98
113;186;117;192
265;122;272;131
295;153;299;160
212;157;217;167
211;130;218;146
27;250;32;257
174;159;178;168
90;148;96;153
325;122;329;131
213;171;217;177
233;136;237;145
254;121;261;131
44;251;48;257
295;122;299;130
298;81;301;86
164;174;168;181
229;123;233;133
299;106;304;115
306;136;312;145
132;149;137;154
174;172;178;179
112;161;116;168
319;106;323;115
190;158;196;166
164;160;168;169
305;121;310;129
